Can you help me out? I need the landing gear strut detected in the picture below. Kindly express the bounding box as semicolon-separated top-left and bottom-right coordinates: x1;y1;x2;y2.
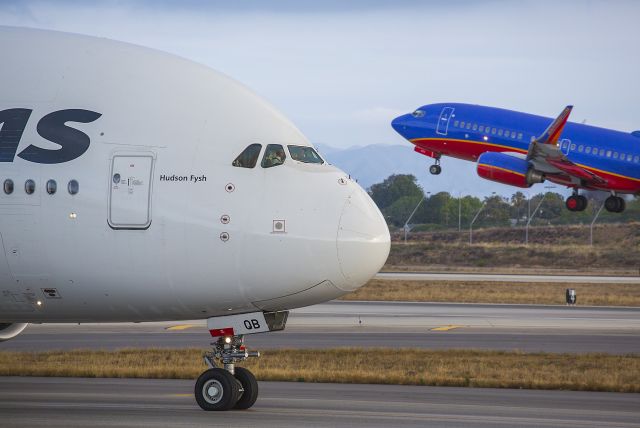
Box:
604;195;625;213
565;192;587;212
195;335;260;411
429;158;442;175
195;310;288;411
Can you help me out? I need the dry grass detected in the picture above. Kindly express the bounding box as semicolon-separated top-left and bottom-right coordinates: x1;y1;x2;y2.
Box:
383;265;639;276
386;223;640;275
385;241;640;275
341;280;640;306
0;348;637;393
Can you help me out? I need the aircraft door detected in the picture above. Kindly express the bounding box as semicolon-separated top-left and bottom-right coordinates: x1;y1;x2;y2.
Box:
0;232;12;286
436;107;455;135
560;139;571;156
0;232;28;312
108;154;155;229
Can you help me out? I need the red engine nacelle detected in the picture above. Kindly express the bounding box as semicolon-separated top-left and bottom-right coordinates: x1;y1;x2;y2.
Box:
477;152;544;188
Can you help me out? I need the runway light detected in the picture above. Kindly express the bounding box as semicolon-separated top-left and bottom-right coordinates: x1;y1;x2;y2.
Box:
36;300;42;307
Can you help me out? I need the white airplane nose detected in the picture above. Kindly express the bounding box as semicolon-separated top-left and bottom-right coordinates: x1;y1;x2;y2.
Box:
336;187;391;291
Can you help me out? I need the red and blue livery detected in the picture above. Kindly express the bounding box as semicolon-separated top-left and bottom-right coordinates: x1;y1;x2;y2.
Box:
392;103;640;213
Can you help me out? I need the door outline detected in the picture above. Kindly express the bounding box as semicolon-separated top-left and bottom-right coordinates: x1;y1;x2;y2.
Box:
0;232;13;282
436;107;455;136
560;139;571;156
108;152;155;230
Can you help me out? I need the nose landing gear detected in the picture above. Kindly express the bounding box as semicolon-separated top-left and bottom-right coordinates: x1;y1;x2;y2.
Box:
195;310;288;411
429;158;442;175
195;335;260;411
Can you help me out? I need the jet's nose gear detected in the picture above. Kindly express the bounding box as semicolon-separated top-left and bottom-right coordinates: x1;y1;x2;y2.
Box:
429;158;442;175
195;311;288;411
195;335;260;411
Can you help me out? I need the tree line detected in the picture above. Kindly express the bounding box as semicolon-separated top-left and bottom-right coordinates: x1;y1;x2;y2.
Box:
368;174;640;230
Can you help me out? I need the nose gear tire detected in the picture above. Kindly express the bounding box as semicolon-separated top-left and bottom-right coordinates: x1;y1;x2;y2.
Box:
233;367;259;410
195;368;241;411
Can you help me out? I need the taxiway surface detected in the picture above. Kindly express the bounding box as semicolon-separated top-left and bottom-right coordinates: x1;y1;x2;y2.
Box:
4;301;639;354
1;377;638;428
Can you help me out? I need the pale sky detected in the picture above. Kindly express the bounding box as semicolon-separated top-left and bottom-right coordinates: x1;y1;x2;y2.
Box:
2;0;639;150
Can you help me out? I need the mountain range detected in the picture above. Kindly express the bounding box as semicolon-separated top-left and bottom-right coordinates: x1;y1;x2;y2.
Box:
316;143;547;198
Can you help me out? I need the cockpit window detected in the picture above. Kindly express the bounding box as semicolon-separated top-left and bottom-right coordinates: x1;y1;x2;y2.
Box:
232;144;262;168
412;110;425;118
261;144;286;168
287;145;324;164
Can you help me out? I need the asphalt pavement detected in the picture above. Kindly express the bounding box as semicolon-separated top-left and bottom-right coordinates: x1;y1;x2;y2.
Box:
3;301;639;354
1;377;638;428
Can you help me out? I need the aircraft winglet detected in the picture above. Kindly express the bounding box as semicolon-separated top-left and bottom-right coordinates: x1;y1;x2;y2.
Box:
536;105;573;145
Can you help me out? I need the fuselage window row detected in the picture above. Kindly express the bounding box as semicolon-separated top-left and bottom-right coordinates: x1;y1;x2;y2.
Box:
1;179;79;195
453;121;639;163
453;120;523;141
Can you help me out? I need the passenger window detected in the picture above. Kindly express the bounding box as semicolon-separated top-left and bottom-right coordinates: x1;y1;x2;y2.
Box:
578;145;583;152
479;125;485;132
460;121;466;128
606;150;612;157
3;179;13;195
628;154;634;162
510;131;516;139
466;122;472;130
46;179;57;195
570;143;576;150
585;147;591;154
517;132;523;140
288;145;324;164
68;180;79;195
25;179;35;195
498;129;503;136
261;144;286;168
613;152;619;159
634;156;639;163
232;144;262;168
453;120;459;127
599;149;605;156
491;128;497;135
472;124;478;131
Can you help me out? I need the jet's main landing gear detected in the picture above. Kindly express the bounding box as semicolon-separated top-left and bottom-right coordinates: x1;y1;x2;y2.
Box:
195;335;260;411
604;195;625;213
566;194;587;212
429;158;442;175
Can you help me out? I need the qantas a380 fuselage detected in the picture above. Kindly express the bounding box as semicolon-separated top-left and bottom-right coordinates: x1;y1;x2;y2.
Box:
0;27;390;333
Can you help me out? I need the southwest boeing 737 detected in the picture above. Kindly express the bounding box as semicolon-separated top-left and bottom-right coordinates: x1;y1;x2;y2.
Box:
391;104;640;212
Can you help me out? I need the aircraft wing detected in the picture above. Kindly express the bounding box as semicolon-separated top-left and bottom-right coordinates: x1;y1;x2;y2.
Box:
526;105;608;186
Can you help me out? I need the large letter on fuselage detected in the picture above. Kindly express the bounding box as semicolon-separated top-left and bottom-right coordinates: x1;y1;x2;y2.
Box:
18;109;102;164
0;108;33;162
